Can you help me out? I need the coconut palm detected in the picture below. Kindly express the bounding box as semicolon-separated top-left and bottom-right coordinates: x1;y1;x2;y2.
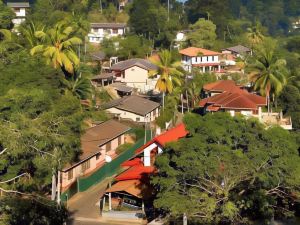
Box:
248;39;288;113
247;21;264;48
150;50;183;108
61;74;92;100
30;22;82;77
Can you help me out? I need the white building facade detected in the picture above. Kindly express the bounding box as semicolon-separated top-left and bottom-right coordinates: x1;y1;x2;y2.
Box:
88;23;126;43
7;2;30;26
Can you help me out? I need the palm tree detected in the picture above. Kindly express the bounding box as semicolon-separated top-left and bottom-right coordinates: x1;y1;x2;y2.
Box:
61;74;92;100
30;22;82;78
19;21;45;48
247;21;264;48
248;39;288;113
150;50;183;108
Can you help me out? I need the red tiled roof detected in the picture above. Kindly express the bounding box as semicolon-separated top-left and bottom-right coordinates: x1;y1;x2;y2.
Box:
115;164;155;181
207;105;220;112
121;158;142;167
199;91;267;110
203;80;242;93
179;47;221;57
135;123;188;154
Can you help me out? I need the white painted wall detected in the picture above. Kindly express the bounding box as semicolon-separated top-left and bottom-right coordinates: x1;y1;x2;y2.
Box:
88;28;125;43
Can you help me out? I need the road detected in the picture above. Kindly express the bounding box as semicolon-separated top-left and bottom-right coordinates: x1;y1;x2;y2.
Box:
66;178;145;225
66;178;109;225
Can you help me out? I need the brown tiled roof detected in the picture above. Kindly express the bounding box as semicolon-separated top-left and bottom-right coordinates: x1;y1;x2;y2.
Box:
103;95;160;116
63;120;130;171
111;58;157;71
7;2;30;7
92;72;114;80
203;80;242;93
223;45;251;54
199;91;266;110
90;23;126;29
179;47;221;57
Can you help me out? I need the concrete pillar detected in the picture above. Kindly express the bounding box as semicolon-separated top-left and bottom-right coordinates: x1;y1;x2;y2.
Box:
218;65;221;72
209;66;212;72
229;110;235;117
258;107;262;121
202;66;205;73
57;171;61;204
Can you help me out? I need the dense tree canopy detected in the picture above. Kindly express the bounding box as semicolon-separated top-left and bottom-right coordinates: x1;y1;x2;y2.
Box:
153;113;300;224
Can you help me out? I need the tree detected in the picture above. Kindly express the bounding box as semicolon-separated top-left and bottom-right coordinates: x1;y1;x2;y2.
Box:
0;196;68;225
246;21;265;48
118;35;152;59
30;22;82;78
248;38;288;112
0;2;14;30
152;113;300;224
61;75;92;100
187;18;217;48
150;50;183;108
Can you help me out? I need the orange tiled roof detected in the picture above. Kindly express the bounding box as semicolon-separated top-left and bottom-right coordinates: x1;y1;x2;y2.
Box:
203;80;242;93
179;47;221;57
115;164;155;181
199;91;266;110
135;123;188;154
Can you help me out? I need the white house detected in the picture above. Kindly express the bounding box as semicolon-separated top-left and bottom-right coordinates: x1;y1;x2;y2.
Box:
103;95;160;123
110;58;158;93
179;47;221;73
6;1;30;26
88;23;126;43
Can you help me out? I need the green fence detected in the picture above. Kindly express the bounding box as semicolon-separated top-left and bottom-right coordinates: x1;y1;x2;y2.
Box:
61;131;151;202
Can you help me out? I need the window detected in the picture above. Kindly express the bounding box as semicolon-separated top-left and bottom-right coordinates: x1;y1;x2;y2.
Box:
112;29;118;34
136;117;140;122
67;169;73;180
81;159;90;173
96;153;100;160
212;56;215;61
118;136;122;146
207;56;209;61
195;57;198;63
106;141;111;151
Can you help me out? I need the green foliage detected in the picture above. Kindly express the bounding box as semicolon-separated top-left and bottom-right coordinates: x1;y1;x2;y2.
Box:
118;35;152;59
0;2;14;30
187;18;217;48
0;196;68;225
153;113;300;224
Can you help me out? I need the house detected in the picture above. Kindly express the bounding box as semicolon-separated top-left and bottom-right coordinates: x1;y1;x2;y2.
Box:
104;124;188;211
91;72;115;87
221;45;252;58
103;95;160;123
179;47;222;73
202;80;243;97
6;1;30;26
60;120;130;192
199;80;293;130
88;23;126;43
110;58;158;92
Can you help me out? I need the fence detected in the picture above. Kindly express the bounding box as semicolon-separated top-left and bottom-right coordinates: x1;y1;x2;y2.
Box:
61;131;151;202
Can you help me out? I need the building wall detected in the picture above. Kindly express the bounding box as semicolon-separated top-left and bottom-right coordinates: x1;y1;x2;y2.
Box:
88;28;125;43
106;107;160;123
121;66;157;92
15;8;26;17
61;134;125;190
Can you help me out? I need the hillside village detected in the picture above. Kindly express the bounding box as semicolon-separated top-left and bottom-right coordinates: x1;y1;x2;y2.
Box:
1;0;300;225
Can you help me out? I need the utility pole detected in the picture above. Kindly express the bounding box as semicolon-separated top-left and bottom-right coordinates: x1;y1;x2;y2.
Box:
167;0;170;21
99;0;103;13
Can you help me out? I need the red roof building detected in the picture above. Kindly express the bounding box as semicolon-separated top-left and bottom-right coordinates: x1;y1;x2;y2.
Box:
199;81;266;117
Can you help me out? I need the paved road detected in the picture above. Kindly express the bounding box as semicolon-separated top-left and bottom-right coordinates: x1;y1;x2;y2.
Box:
67;178;110;225
66;178;145;225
